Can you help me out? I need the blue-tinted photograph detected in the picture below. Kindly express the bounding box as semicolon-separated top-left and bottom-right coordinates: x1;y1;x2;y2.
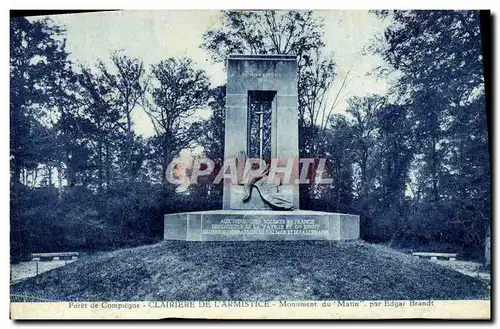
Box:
9;10;491;319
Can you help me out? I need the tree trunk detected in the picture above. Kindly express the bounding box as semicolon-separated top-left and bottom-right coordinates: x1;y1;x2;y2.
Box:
432;138;439;202
485;224;491;266
98;136;104;193
46;164;53;187
105;142;111;188
12;161;22;186
161;159;168;185
57;161;63;197
126;108;133;183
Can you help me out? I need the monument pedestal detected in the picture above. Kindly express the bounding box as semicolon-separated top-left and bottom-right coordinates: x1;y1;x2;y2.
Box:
164;210;360;241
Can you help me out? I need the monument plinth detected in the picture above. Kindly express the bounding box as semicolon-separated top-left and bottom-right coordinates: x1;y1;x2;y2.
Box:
164;54;360;241
164;210;359;241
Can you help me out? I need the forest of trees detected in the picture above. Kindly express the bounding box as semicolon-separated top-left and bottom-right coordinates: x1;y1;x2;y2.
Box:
10;10;490;262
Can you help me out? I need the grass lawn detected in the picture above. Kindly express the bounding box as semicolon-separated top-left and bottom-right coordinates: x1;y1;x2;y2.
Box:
11;240;490;301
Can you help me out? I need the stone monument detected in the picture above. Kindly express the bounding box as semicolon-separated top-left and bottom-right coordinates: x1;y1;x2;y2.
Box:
164;54;360;241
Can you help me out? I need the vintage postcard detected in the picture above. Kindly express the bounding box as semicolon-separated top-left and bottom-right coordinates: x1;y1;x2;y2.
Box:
9;9;491;320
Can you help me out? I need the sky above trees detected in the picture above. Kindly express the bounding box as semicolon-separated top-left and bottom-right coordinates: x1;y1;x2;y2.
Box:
33;10;394;137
